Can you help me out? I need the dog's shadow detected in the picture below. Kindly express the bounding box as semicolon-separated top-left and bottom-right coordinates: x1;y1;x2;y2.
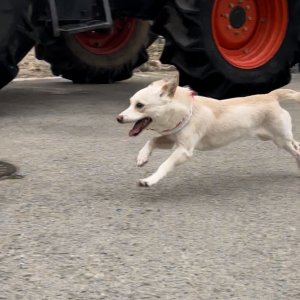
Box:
135;171;300;203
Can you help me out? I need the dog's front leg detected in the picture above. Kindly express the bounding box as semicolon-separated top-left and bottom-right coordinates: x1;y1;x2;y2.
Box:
137;136;174;167
139;146;193;187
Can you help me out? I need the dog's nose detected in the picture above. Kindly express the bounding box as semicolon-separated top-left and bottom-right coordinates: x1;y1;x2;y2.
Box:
117;115;124;123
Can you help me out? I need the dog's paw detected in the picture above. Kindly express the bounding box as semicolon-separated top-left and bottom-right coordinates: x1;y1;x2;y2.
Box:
138;176;159;187
137;158;148;167
137;153;149;167
138;179;151;187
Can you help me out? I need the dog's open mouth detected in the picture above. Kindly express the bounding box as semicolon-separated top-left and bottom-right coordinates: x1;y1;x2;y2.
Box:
129;117;152;137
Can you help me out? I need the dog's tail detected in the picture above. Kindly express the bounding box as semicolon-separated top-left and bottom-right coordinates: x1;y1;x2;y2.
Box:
269;88;300;104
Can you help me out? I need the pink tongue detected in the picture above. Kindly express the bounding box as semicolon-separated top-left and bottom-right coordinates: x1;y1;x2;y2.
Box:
129;118;152;137
129;128;140;136
129;120;143;137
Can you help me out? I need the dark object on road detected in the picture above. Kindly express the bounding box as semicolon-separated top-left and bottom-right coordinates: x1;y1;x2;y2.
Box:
0;161;23;180
0;161;17;177
1;0;300;99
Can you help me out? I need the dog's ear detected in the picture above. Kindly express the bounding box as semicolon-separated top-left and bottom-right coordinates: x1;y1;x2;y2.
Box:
160;75;179;98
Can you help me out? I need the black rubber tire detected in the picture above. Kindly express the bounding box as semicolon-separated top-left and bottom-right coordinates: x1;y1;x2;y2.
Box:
153;0;299;99
0;0;35;89
293;1;300;63
35;20;150;84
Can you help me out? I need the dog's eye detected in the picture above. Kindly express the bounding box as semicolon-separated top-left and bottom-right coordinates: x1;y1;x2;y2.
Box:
136;102;144;109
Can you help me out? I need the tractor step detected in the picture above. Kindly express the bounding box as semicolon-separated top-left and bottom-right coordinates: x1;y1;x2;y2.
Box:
47;0;112;36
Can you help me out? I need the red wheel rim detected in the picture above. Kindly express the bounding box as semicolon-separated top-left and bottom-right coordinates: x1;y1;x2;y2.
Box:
212;0;288;69
74;18;137;55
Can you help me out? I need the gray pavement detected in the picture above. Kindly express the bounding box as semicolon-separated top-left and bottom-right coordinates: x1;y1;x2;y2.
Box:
0;74;299;300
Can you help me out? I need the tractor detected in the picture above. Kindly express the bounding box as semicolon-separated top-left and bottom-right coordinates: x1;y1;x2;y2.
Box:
0;0;299;99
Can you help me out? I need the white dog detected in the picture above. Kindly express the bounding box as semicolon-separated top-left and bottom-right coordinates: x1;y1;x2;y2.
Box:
117;76;300;187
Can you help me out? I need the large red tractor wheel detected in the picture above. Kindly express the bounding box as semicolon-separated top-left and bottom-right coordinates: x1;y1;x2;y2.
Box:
36;18;150;83
212;0;288;69
154;0;299;99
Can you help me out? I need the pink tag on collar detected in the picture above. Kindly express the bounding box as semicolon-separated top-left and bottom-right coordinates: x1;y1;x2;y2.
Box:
190;90;197;98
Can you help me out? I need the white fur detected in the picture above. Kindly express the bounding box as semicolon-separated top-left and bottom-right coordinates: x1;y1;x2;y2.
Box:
118;78;300;187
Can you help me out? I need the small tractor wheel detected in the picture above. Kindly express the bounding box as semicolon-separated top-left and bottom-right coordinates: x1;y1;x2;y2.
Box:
36;19;150;83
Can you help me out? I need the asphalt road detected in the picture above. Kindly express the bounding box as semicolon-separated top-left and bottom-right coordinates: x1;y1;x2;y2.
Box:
0;74;299;300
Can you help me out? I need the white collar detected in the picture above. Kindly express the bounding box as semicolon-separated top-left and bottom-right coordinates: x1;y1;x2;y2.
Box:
159;106;193;135
159;90;196;135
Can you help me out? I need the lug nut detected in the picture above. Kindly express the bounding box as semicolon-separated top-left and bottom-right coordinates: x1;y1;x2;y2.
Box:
221;13;229;18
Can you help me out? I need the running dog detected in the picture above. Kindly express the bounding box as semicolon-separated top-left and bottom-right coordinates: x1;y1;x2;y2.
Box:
117;76;300;187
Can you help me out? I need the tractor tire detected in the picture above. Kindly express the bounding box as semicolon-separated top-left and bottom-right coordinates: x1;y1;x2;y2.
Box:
154;0;299;99
0;0;34;89
36;19;150;84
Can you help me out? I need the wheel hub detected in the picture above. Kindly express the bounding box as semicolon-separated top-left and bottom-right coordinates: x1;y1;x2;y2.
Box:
229;6;246;29
213;0;258;50
74;18;137;55
212;0;288;69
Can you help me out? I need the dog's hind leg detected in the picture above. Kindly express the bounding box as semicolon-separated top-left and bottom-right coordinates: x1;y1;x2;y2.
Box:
137;136;174;167
257;133;272;141
291;140;300;169
139;146;193;187
280;139;300;170
256;128;273;141
268;109;300;169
